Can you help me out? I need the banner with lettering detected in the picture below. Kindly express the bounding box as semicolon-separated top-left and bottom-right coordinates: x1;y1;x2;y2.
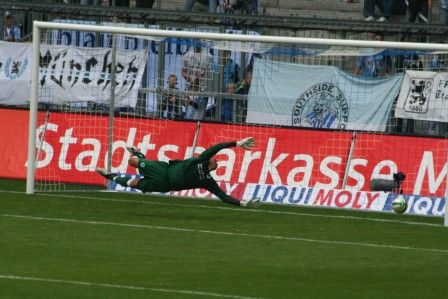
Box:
39;45;147;107
0;42;147;107
395;70;448;122
1;108;446;198
107;176;445;217
246;58;403;132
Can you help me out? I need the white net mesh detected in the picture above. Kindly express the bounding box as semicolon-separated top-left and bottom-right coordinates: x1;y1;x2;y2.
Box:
30;23;447;216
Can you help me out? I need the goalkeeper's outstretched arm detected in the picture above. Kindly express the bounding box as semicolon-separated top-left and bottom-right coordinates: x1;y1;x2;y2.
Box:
198;137;255;161
206;180;241;206
206;180;260;208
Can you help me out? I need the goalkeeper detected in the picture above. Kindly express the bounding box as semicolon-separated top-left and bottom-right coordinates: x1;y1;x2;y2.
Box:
96;137;260;208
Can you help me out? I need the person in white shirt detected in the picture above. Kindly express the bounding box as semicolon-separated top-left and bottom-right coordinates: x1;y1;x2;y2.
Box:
181;44;213;92
181;44;215;120
3;11;21;42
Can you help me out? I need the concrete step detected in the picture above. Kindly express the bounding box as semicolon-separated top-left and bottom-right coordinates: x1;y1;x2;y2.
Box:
264;7;364;21
157;0;441;24
276;0;362;12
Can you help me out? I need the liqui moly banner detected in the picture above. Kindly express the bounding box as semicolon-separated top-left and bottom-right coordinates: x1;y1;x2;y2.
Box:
108;178;445;216
0;108;447;197
395;70;448;122
0;41;31;105
0;42;147;107
244;184;445;216
246;58;403;132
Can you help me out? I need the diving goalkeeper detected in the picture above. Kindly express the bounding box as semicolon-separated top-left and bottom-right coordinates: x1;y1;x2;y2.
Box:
96;137;260;208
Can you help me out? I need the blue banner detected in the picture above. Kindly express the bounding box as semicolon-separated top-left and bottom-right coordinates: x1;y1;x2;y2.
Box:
246;58;403;131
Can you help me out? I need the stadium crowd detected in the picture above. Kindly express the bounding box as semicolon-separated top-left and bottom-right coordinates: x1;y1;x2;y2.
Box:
1;0;447;136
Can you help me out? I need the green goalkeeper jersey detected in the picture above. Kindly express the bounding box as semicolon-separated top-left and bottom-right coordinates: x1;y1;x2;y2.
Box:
136;142;238;203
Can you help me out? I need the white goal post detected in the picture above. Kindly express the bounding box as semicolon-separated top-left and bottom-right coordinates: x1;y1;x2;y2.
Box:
27;21;448;226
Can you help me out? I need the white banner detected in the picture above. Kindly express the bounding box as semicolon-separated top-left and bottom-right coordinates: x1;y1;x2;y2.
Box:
0;42;147;108
247;59;403;132
40;45;147;107
0;41;31;105
395;70;448;122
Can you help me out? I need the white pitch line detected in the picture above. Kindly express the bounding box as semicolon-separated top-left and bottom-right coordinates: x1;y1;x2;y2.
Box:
0;274;261;299
0;189;443;228
2;213;448;254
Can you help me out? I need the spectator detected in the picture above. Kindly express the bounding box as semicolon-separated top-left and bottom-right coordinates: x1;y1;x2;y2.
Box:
161;75;183;119
393;34;424;134
427;54;444;136
184;91;198;120
136;0;155;8
363;0;394;22
395;53;423;73
234;69;252;94
185;84;207;120
216;0;260;26
237;0;260;15
395;34;423;73
428;54;444;72
221;82;236;122
441;0;448;25
185;0;217;13
222;50;240;91
235;69;252;122
218;0;259;15
110;0;129;6
106;0;155;7
405;0;428;23
217;0;234;13
355;33;391;78
3;11;21;42
181;43;213;92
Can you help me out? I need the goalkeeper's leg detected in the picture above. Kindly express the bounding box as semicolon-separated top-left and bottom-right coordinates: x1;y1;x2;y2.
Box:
96;168;139;188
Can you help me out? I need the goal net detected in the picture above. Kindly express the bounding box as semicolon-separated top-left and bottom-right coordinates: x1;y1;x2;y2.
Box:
27;21;448;224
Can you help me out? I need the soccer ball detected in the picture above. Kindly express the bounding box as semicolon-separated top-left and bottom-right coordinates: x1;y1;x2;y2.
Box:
391;197;407;214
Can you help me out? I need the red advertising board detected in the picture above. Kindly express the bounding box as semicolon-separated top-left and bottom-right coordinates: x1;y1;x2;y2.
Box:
0;108;447;196
0;109;30;179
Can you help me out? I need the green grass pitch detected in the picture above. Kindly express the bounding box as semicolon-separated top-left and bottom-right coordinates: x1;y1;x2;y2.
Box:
1;179;447;298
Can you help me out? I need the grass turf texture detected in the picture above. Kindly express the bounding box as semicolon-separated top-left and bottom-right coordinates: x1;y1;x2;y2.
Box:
0;179;447;298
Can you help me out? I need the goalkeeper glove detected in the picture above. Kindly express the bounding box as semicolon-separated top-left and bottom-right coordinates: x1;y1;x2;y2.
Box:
236;137;255;150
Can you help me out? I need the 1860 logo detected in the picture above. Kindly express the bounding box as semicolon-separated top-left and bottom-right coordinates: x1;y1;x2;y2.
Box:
403;78;432;113
3;57;28;80
292;82;348;129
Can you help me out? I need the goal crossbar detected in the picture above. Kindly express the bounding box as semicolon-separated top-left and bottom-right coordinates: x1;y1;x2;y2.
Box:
32;21;448;51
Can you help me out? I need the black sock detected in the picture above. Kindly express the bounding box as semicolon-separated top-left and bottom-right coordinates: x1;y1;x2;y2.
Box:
106;173;117;180
221;195;241;206
113;176;133;187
